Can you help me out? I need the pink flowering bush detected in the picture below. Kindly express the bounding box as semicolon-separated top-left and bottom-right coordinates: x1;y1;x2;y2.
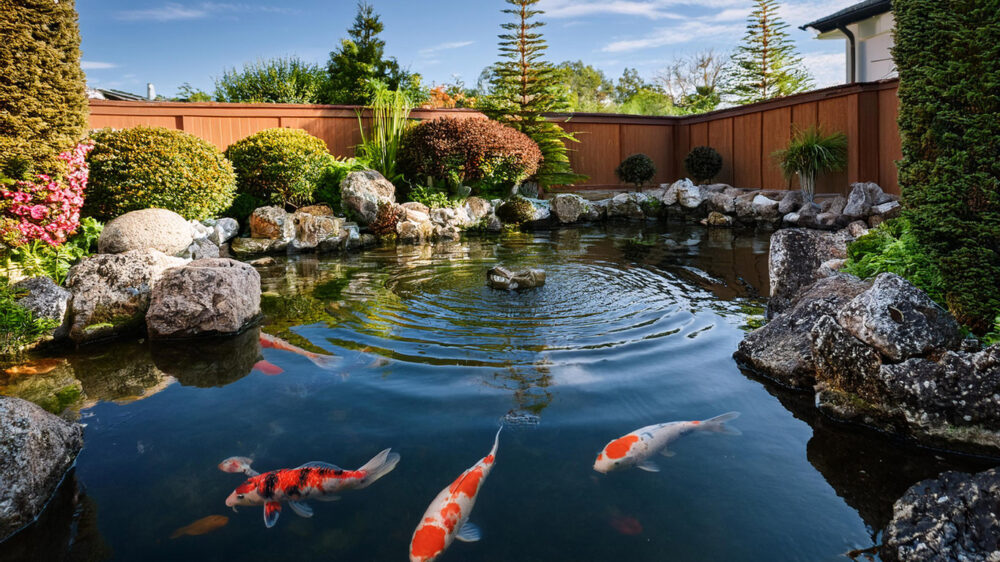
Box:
0;142;93;247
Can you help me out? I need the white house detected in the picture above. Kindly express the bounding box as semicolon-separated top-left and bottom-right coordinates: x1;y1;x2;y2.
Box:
802;0;896;84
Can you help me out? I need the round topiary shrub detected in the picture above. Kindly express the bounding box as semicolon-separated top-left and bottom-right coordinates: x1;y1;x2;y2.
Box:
224;128;335;208
684;146;723;184
495;197;536;225
85;126;237;221
615;153;656;190
399;117;542;199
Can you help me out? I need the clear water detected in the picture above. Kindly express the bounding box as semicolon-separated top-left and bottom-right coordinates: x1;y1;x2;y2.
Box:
2;224;993;561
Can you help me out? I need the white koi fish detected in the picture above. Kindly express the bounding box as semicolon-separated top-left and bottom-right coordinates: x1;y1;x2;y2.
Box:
594;412;740;473
409;427;501;562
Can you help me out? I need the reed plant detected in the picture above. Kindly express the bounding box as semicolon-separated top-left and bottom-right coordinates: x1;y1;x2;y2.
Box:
773;126;847;203
356;80;413;184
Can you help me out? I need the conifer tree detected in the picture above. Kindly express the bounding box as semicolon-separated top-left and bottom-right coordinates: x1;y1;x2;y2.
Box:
483;0;586;189
724;0;812;105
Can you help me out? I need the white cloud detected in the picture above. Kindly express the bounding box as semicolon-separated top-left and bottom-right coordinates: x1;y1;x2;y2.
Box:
538;0;744;20
116;2;294;22
800;52;846;88
81;61;117;70
419;41;475;56
779;0;859;27
602;21;744;52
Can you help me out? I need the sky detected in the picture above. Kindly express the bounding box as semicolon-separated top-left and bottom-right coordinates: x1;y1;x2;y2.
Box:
78;0;859;99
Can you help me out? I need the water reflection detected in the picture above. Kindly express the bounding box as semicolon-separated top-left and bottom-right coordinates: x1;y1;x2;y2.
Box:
152;329;261;388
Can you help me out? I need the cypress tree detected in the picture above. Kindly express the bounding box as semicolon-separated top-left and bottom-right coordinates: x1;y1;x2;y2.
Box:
725;0;812;105
893;0;1000;333
0;0;89;177
484;0;586;189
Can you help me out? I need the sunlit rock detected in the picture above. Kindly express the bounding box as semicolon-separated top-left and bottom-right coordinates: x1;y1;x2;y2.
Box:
98;208;194;256
340;170;396;225
486;266;546;290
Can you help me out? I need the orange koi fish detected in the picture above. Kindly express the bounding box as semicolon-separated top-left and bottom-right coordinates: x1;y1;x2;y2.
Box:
259;332;337;370
224;449;400;528
169;514;229;539
594;412;740;473
410;427;501;562
252;360;284;376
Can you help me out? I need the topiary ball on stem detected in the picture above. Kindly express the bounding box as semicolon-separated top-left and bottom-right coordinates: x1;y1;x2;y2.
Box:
615;153;656;191
684;146;723;184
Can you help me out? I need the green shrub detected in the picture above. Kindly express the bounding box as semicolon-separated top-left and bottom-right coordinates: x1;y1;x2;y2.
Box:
225;128;334;209
85;127;237;221
495;197;535;225
0;277;58;358
772;126;846;202
399;117;542;199
893;0;1000;334
2;217;102;285
0;0;88;177
842;218;945;304
214;57;327;104
684;146;723;184
615;153;656;190
407;185;454;209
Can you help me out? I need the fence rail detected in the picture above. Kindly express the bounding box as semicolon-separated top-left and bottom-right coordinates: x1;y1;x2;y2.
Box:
88;78;901;195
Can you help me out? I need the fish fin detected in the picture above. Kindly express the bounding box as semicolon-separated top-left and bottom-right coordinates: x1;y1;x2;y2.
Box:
659;448;676;457
288;501;313;518
245;468;260;477
263;502;281;528
309;354;339;370
356;448;401;489
701;412;742;435
314;495;341;502
455;522;482;542
637;460;661;473
296;461;344;471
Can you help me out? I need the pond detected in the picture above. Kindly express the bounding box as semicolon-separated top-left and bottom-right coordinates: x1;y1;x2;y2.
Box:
2;224;993;561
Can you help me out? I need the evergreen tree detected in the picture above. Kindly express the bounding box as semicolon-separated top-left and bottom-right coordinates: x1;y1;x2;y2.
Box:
724;0;812;105
484;0;586;189
323;2;423;105
0;0;89;177
614;68;650;104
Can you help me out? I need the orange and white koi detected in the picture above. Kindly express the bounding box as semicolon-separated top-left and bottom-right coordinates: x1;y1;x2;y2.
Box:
409;427;501;562
259;332;337;370
218;456;257;476
594;412;740;473
223;448;400;528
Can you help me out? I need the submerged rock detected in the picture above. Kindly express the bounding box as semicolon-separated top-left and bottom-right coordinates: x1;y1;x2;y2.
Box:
340;170;396;225
97;208;194;256
0;396;83;542
486;266;546;290
883;468;1000;561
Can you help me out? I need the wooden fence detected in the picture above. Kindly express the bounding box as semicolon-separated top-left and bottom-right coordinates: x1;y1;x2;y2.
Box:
88;78;901;196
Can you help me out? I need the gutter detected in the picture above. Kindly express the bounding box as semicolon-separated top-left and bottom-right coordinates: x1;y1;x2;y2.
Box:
837;24;858;83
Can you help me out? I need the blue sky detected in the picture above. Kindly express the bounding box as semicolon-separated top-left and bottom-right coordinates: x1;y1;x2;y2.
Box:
78;0;858;99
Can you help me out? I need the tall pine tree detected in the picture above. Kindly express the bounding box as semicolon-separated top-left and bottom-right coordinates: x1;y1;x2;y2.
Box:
725;0;812;105
483;0;585;190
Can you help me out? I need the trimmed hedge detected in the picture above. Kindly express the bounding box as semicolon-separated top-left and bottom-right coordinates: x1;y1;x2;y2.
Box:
225;128;334;208
399;117;542;199
85;127;237;221
893;0;1000;334
615;153;656;189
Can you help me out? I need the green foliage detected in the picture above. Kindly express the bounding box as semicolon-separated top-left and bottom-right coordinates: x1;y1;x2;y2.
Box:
214;57;327;104
174;82;212;102
0;277;58;358
617;89;681;116
615;154;657;189
659;50;728;114
225;128;333;208
615;68;651;104
554;61;615;112
772;126;847;201
893;0;1000;334
640;197;663;217
399;117;542;199
483;0;587;189
86;126;237;221
0;0;88;176
3;217;102;285
356;81;412;184
322;2;425;105
724;0;812;104
842;218;945;303
495;197;536;225
314;158;368;213
985;316;1000;346
407;185;454;209
684;146;723;183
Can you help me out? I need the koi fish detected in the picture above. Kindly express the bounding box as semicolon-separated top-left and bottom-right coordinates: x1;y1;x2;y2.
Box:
218;456;258;476
410;427;501;562
593;412;740;473
224;448;400;528
259;332;338;370
169;515;229;539
252;360;284;376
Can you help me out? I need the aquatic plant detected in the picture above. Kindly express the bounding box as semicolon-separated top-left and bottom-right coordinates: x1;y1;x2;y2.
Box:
356;80;413;185
683;146;722;184
615;153;657;191
772;126;846;203
224;128;333;209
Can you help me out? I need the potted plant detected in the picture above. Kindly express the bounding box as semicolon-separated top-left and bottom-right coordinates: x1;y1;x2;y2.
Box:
773;126;847;204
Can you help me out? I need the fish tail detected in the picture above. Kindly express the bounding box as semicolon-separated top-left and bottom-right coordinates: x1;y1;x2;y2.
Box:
356;448;401;488
490;425;502;457
700;412;741;435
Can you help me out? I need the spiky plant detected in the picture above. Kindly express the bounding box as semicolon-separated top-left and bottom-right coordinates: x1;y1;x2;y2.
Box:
772;126;847;203
357;80;412;185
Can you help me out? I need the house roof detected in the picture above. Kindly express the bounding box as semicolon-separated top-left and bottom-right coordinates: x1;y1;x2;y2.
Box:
800;0;892;33
86;87;148;101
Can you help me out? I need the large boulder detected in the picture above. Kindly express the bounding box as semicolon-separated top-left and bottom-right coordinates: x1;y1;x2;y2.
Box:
249;206;294;240
674;179;704;209
146;258;261;339
464;197;493;222
735;275;871;389
0;396;83;541
340;170;396;225
65;250;187;344
289;212;343;253
551;193;591;224
767;228;852;317
97;208;194;256
13;277;72;341
883;468;1000;562
837;273;962;362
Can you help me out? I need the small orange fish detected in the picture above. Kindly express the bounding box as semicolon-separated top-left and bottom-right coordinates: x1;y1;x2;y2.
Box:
252;360;284;376
259;333;337;369
169;515;229;539
610;514;643;536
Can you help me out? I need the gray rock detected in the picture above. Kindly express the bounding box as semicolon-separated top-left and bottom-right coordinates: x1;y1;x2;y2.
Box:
734;191;760;223
487;266;546;290
296;204;335;216
396;219;433;244
883;468;1000;562
842;182;885;219
778;191;804;215
0;396;83;542
704;211;734;227
607;193;645;219
873;200;902;219
847;220;870;238
820;195;847;215
551;193;591;224
735;274;871;389
817;211;845;229
400;201;430;217
589;199;609;221
98;208;194;256
811;314;885;402
289;212;342;252
660;182;680;206
464;197;493;221
340;170;396;225
837;273;962;362
706;192;736;214
65;250;187;344
249;206;293;240
184;237;221;260
208;218;239;246
13;277;72;341
751;194;780;220
146;258;261;339
675;179;704;209
767;228;852;317
230;237;287;256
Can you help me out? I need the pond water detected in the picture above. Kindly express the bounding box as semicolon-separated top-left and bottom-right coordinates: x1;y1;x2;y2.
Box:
2;224;994;561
